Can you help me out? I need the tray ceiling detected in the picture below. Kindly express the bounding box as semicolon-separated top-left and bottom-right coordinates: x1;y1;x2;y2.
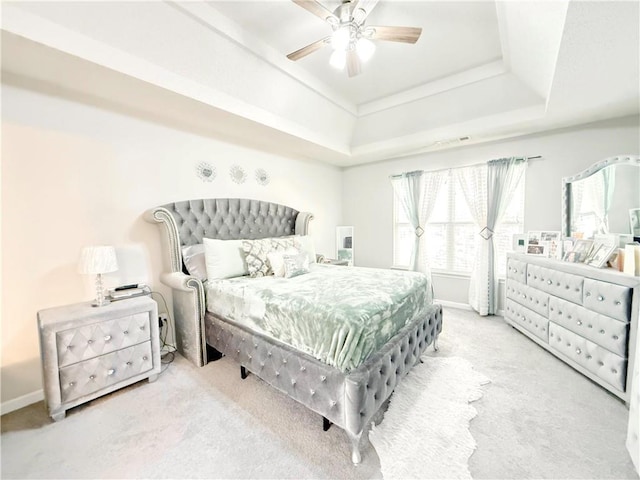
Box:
1;1;638;167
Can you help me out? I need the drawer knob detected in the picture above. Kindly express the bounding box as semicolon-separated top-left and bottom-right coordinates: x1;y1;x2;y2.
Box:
126;361;132;366
143;356;148;361
69;382;75;387
88;340;93;344
576;348;581;355
577;320;582;326
124;330;129;335
547;280;552;285
597;295;604;302
104;335;112;342
89;375;95;380
107;369;115;376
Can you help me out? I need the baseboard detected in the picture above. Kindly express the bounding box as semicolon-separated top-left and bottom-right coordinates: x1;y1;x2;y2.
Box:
1;389;44;416
435;299;473;310
435;300;505;317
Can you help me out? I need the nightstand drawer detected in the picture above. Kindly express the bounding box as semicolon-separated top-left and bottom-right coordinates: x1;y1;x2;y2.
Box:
56;312;151;367
59;341;154;403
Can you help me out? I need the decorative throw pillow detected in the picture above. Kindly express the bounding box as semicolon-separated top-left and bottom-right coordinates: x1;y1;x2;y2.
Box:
294;235;317;265
203;238;249;280
242;237;297;277
182;244;207;281
282;252;311;278
268;247;300;277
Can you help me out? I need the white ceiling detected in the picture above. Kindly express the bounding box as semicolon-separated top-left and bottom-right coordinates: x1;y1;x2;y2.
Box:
1;1;639;167
208;1;503;106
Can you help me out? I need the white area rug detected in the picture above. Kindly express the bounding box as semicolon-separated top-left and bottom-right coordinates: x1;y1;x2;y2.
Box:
369;356;490;480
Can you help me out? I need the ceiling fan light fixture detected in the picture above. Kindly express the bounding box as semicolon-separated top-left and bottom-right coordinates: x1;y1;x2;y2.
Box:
356;37;375;62
329;49;347;70
331;27;351;51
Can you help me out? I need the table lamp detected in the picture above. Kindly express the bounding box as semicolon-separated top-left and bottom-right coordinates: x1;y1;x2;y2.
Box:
78;245;118;307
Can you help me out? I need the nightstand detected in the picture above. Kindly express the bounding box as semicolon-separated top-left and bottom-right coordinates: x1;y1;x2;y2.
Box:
37;296;161;421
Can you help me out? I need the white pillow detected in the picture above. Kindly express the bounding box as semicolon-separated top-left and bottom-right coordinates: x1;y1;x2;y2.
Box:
182;244;207;281
268;248;300;277
203;238;249;280
295;235;317;264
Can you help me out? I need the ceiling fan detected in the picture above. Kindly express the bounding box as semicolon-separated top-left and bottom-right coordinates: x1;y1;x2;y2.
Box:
287;0;422;77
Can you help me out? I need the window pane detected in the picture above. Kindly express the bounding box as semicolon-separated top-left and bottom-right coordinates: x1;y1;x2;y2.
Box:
495;224;522;276
451;224;476;272
424;225;447;269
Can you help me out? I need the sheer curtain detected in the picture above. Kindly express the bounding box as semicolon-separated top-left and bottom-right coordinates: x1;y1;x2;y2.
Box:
454;164;489;314
455;158;527;315
391;170;445;272
486;158;527;314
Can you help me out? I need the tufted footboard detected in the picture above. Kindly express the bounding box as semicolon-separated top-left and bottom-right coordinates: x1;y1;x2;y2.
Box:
205;303;443;464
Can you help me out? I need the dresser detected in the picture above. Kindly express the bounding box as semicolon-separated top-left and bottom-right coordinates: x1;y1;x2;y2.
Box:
505;253;639;402
37;296;161;420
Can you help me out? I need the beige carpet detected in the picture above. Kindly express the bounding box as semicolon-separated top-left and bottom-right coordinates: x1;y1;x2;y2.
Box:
2;307;638;479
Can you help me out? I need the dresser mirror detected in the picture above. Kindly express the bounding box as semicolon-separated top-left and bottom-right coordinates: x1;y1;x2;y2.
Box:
562;155;640;239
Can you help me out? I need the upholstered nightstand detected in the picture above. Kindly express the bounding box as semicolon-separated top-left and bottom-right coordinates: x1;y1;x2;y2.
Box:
37;296;161;421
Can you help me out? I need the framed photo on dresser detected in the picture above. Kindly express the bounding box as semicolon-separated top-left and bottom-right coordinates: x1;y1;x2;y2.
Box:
587;243;617;268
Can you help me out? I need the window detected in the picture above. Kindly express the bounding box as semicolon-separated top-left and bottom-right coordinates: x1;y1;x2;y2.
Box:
393;168;525;276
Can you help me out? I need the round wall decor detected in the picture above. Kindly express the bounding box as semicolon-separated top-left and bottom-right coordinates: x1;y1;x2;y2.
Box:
230;165;247;184
255;168;270;186
196;162;216;182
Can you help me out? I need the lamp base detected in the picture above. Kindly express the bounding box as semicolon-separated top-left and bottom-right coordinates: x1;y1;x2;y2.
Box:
91;297;111;307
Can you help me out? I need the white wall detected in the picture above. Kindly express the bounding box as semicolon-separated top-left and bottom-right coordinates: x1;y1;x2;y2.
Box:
342;115;640;303
1;84;342;408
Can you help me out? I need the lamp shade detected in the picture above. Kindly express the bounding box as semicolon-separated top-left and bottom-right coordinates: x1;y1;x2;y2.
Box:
78;246;118;275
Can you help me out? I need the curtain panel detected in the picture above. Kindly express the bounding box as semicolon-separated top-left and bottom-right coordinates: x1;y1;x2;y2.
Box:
455;158;526;315
391;170;445;273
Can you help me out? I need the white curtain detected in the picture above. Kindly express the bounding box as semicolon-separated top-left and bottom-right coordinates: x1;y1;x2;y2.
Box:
416;171;447;274
486;158;527;314
455;158;527;315
454;164;489;314
391;170;445;273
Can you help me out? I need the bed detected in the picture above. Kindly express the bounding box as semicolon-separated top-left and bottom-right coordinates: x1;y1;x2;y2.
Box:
146;198;443;464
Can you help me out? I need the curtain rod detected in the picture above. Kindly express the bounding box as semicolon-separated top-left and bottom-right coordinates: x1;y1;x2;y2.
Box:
390;155;541;179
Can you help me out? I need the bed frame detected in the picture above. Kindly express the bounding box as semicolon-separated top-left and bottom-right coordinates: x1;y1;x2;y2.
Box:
146;198;443;464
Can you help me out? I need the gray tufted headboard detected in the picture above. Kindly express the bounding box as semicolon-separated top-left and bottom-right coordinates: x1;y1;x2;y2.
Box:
145;198;314;366
149;198;314;274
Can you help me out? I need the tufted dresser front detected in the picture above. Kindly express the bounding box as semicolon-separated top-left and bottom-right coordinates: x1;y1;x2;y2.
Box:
505;253;640;402
38;296;161;421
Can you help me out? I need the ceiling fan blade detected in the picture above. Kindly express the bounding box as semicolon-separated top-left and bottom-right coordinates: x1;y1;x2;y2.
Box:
368;25;422;44
346;50;362;77
287;36;330;61
352;0;379;24
292;0;338;24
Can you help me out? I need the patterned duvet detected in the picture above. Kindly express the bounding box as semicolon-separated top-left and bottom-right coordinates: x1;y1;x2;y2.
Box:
205;264;433;373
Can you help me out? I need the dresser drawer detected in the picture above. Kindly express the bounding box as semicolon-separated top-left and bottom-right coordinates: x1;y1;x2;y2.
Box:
548;323;627;392
59;341;154;403
505;299;549;343
582;279;632;323
506;257;527;284
549;297;629;357
506;281;550;318
526;265;584;305
56;312;151;367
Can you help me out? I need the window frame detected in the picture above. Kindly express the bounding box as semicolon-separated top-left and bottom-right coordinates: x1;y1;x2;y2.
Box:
392;167;525;278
